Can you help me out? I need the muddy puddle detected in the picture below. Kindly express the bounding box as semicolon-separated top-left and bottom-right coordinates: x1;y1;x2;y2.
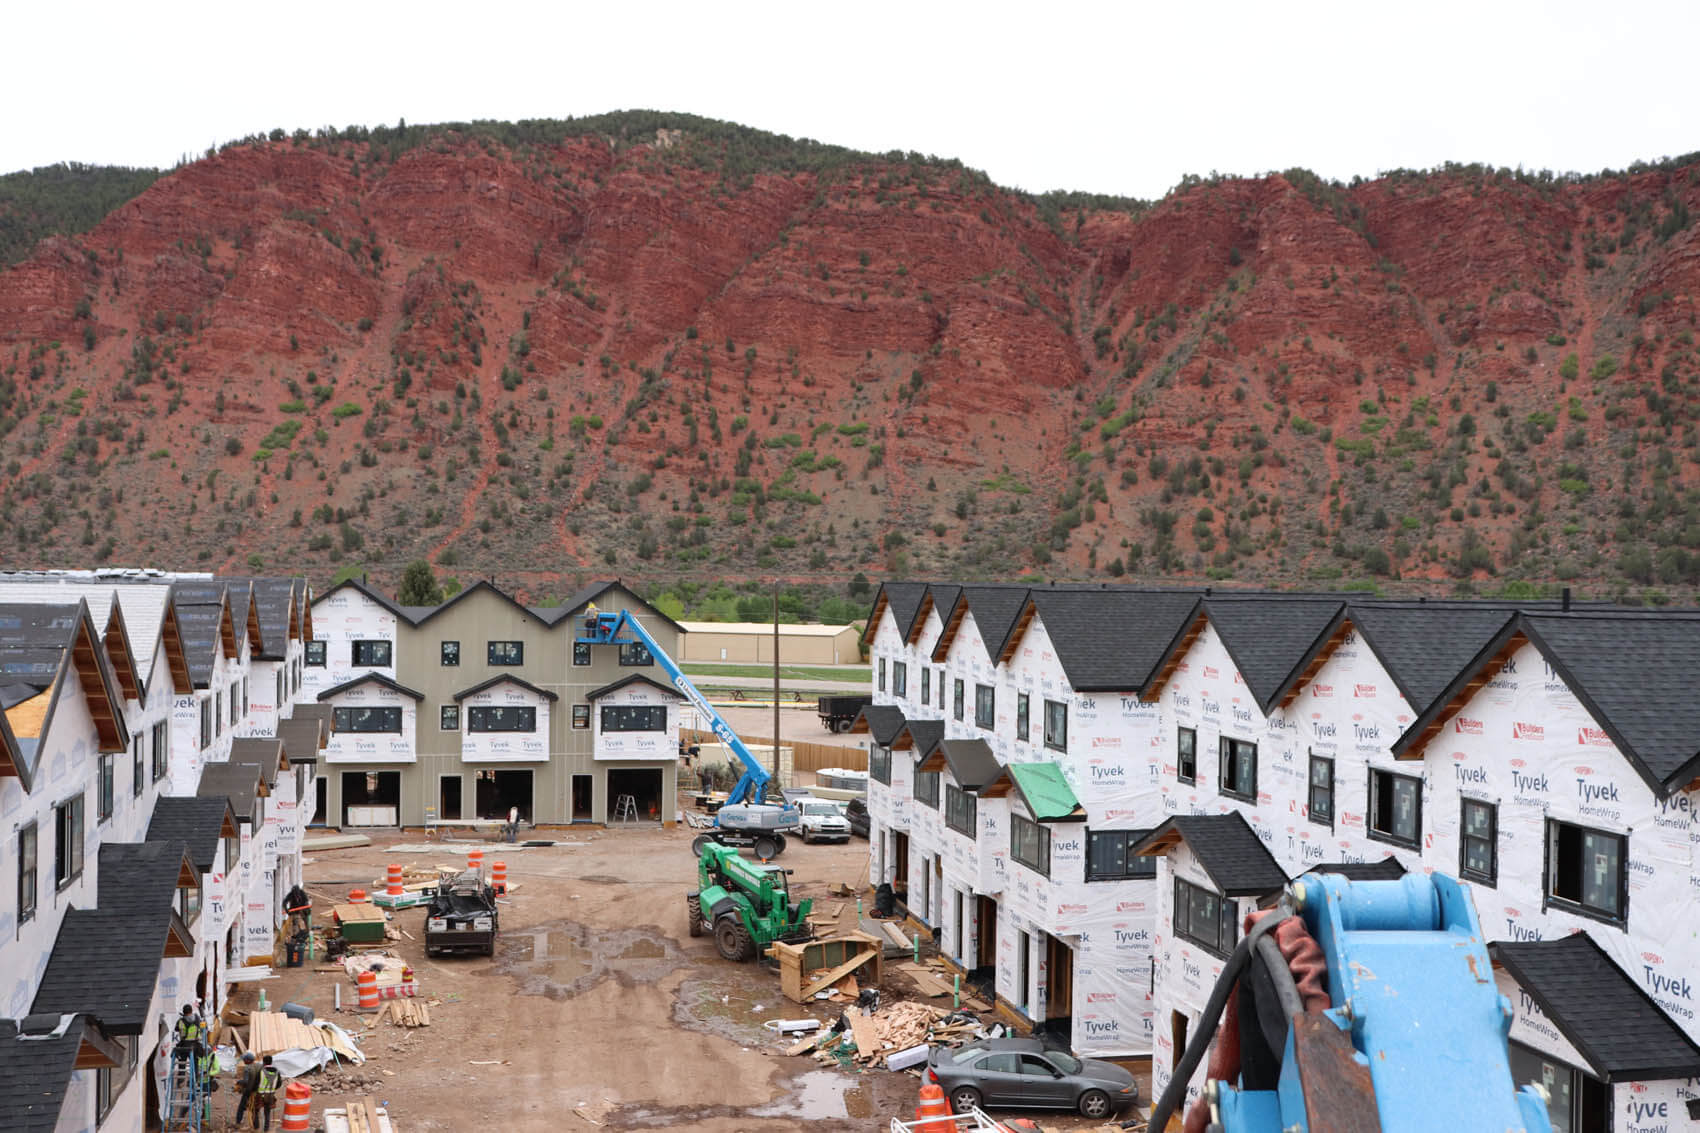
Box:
611;1071;878;1128
496;920;679;999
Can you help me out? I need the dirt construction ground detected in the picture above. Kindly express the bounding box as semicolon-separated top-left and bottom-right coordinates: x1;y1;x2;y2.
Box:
253;820;1151;1133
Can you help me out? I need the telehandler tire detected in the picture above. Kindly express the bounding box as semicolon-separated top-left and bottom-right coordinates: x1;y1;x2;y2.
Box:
691;833;716;858
714;916;756;962
686;896;704;937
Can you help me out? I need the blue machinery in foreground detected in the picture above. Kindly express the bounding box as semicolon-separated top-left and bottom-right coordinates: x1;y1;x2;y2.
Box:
577;608;800;848
1155;872;1554;1133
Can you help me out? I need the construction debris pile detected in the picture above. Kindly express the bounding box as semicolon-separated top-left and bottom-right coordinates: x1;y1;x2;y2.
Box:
790;1003;986;1070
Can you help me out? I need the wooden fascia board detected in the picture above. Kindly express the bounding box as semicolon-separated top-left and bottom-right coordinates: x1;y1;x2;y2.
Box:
1277;618;1353;713
218;597;238;659
161;605;194;695
998;601;1037;666
860;595;888;645
932;602;967;663
1399;631;1528;759
71;621;125;752
906;594;934;645
1134;828;1185;857
102;608;142;703
1141;613;1208;703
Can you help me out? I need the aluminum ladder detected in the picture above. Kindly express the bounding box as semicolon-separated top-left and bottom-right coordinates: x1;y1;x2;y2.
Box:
611;793;639;823
161;1050;203;1132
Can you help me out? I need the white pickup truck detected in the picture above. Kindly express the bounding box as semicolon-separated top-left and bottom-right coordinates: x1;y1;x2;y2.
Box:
797;799;852;844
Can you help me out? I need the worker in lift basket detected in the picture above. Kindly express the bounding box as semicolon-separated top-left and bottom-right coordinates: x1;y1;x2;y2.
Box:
172;1003;206;1060
252;1055;281;1130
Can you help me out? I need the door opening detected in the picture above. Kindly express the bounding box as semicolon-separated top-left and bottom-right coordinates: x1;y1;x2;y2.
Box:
572;774;593;821
439;775;463;821
474;769;533;823
311;777;327;825
975;896;999;977
341;771;400;826
893;832;910;897
605;768;664;822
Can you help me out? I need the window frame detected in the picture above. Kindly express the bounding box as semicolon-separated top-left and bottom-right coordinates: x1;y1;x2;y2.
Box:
1085;828;1157;882
440;705;460;732
1010;814;1051;878
1218;736;1258;802
952;679;965;722
151;720;169;782
572;642;592;667
1177;726;1197;784
944;784;978;839
974;683;995;730
54;795;84;891
598;704;666;733
199;699;212;751
469;705;539;733
331;706;404;734
97;752;114;823
921;668;931;707
892;661;907;699
1307;752;1334;827
1016;693;1030;743
618;642;653;667
440;641;461;667
351;639;392;668
877;658;887;693
1043;699;1068;753
1174;876;1238;959
304;640;326;667
487;640;524;666
913;765;941;809
1368;768;1423;850
18;822;38;924
1543;818;1627;925
571;704;590;729
1460;798;1498;886
230;680;240;726
131;732;144;799
870;746;891;786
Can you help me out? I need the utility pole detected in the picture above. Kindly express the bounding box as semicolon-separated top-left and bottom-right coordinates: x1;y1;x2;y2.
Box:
772;581;782;788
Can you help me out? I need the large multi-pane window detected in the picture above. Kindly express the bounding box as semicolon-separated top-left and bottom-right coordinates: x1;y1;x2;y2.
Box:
488;641;524;666
618;642;653;667
1043;699;1067;752
471;706;539;732
1174;878;1237;958
1010;815;1050;877
1461;799;1497;885
1369;769;1422;849
945;785;977;838
599;705;664;732
332;706;403;733
352;640;392;667
1545;820;1625;923
1307;753;1334;826
1086;829;1156;881
914;766;940;809
305;641;326;666
974;684;995;730
1219;737;1257;802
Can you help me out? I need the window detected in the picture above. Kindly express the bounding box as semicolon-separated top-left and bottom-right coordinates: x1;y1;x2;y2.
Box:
214;691;223;736
598;705;663;732
305;641;326;667
1219;737;1257;801
151;720;169;782
18;824;37;924
870;747;891;785
573;642;591;667
1308;753;1334;827
230;680;240;725
1369;769;1422;848
1017;930;1031;1011
274;671;283;712
199;699;212;751
95;1037;135;1123
470;706;538;732
441;641;460;667
922;668;931;706
572;705;590;729
352;640;392;667
1043;699;1068;752
1011;815;1050;877
893;662;907;699
1545;819;1625;923
332;706;403;733
131;732;144;799
1016;693;1029;743
1461;799;1497;885
177;879;201;924
440;705;460;731
878;658;887;692
1177;727;1197;783
618;642;652;667
952;679;965;722
55;795;84;890
1086;828;1157;881
914;766;940;809
98;753;114;822
974;684;995;730
1174;877;1238;958
945;785;977;838
483;640;522;666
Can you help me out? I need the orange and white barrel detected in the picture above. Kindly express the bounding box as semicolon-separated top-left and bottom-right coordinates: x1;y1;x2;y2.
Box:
356;969;379;1012
280;1081;311;1131
385;864;404;898
490;860;507;894
467;849;484;877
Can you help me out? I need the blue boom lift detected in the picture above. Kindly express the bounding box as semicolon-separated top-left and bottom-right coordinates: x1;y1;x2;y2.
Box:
577;607;800;858
1147;871;1555;1133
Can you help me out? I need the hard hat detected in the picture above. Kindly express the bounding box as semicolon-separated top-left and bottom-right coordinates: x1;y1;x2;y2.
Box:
181;1004;195;1015
242;1052;256;1063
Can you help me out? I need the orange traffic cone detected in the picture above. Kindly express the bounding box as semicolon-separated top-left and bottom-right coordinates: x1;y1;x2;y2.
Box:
915;1082;954;1126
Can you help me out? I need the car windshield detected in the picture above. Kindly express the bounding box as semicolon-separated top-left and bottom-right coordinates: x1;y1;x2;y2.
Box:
950;1046;987;1064
804;804;840;816
1046;1051;1083;1074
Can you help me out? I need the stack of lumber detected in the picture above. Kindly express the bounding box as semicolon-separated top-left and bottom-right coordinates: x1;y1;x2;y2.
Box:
379;998;431;1027
248;1011;362;1061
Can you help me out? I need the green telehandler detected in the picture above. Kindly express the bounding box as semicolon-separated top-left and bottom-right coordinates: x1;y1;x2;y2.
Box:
688;841;815;961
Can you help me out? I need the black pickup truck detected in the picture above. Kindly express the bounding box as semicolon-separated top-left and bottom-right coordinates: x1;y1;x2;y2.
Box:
424;870;499;956
817;694;872;733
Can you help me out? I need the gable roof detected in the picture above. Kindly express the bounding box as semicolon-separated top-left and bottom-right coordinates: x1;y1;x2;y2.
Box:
1133;812;1289;897
290;703;334;738
0;709;23;791
1493;934;1700;1081
408;578;543;630
197;759;268;818
1345;602;1522;717
891;718;945;760
862;581;928;645
32;907;187;1033
917;738;1004;791
849;704;910;747
933;585;1030;663
221;577;303;660
277;716;325;766
0;600;127;757
310;578;410;622
1005;588;1203;692
170;582;238;687
0;1014;122;1131
96;840;199;927
459;673;565;702
550;578;686;636
1199;596;1346;715
1001;761;1086;822
230;736;289;784
907;584;962;646
316;673;424;702
147;796;238;871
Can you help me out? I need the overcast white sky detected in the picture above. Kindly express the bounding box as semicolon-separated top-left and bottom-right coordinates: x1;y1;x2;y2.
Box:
5;0;1695;198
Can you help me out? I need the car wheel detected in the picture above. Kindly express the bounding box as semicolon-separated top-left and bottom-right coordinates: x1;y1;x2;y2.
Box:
1077;1088;1111;1118
948;1085;982;1114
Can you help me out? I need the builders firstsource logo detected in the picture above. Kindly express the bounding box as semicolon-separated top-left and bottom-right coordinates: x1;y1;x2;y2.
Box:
1511;722;1544;741
1454;717;1484;735
1353;684;1377;698
1578;726;1611;748
1311;683;1333;698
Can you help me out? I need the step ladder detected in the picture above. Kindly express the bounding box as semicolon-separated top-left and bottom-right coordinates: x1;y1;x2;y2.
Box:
612;794;638;824
161;1050;202;1132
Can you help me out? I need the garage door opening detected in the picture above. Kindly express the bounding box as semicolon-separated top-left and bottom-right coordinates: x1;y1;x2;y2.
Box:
606;769;664;823
475;769;532;823
342;771;400;826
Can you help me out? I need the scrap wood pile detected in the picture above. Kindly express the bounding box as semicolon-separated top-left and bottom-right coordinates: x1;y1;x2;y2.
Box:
335;1097;390;1133
790;1003;980;1067
376;998;432;1027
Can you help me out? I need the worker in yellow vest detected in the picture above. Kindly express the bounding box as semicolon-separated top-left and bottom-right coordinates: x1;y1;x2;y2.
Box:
172;1004;205;1060
251;1055;281;1130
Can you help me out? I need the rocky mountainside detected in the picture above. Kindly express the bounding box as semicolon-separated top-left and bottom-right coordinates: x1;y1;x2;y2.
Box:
2;114;1698;600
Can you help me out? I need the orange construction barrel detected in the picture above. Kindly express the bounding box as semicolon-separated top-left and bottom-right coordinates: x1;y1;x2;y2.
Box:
280;1081;311;1131
915;1082;954;1125
356;969;379;1013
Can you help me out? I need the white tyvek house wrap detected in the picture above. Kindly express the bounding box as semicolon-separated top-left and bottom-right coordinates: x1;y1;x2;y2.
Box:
1419;639;1700;1045
869;605;905;711
307;589;397;700
323;683;417;763
1616;1079;1700;1133
590;682;676;761
172;638;238;794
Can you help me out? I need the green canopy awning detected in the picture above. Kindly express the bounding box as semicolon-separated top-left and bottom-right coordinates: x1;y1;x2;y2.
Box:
1005;761;1086;823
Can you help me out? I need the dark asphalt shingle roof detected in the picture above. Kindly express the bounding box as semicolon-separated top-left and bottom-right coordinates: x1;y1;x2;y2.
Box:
1133;812;1289;896
198;760;266;820
147;796;235;872
0;1015;96;1130
1027;589;1203;691
880;582;929;642
170;587;227;687
894;718;945;758
852;704;910;747
1204;597;1345;714
936;739;1002;791
230;737;286;786
223;577;301;660
278;717;324;766
1348;602;1520;715
1493;934;1700;1081
97;839;193;916
916;585;962;642
32;910;171;1034
942;585;1031;662
316;672;424;702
